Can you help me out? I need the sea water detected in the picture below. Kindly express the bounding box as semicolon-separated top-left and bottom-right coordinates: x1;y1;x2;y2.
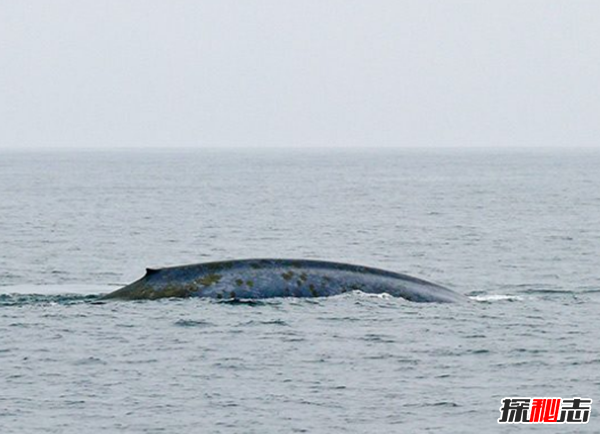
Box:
1;149;599;433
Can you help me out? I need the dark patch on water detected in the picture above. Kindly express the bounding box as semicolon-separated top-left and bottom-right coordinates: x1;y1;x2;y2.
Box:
174;319;214;328
0;293;101;307
216;298;275;307
73;356;107;366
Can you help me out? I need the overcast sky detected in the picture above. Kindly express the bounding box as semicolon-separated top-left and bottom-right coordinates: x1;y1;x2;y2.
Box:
1;1;599;150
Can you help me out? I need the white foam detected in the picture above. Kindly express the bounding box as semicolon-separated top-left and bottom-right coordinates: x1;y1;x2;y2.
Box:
351;290;394;299
469;294;523;302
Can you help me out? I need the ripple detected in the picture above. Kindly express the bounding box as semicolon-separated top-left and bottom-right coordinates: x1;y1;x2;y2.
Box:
0;293;101;307
469;294;523;302
73;357;107;366
174;319;214;328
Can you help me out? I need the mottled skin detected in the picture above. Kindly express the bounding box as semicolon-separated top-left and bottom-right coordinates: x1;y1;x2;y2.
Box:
102;259;467;303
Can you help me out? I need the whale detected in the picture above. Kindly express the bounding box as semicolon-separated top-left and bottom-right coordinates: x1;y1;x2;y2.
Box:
102;259;467;303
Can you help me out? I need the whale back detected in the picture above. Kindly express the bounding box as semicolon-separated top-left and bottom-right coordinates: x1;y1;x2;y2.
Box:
103;259;467;303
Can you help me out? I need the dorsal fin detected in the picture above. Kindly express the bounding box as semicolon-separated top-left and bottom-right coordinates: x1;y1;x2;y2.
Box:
145;267;160;276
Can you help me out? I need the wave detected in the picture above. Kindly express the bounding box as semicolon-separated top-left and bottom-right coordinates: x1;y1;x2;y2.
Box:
469;294;524;302
0;293;103;306
0;284;117;307
0;284;118;295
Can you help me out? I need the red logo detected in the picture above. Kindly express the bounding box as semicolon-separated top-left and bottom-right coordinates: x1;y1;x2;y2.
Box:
498;397;592;424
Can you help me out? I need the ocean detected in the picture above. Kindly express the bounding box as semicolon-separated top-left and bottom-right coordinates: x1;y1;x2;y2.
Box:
0;149;598;433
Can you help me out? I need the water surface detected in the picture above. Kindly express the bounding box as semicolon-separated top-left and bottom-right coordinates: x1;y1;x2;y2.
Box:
1;149;598;432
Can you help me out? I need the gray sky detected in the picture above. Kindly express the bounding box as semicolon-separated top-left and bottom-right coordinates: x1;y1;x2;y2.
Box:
1;1;599;149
